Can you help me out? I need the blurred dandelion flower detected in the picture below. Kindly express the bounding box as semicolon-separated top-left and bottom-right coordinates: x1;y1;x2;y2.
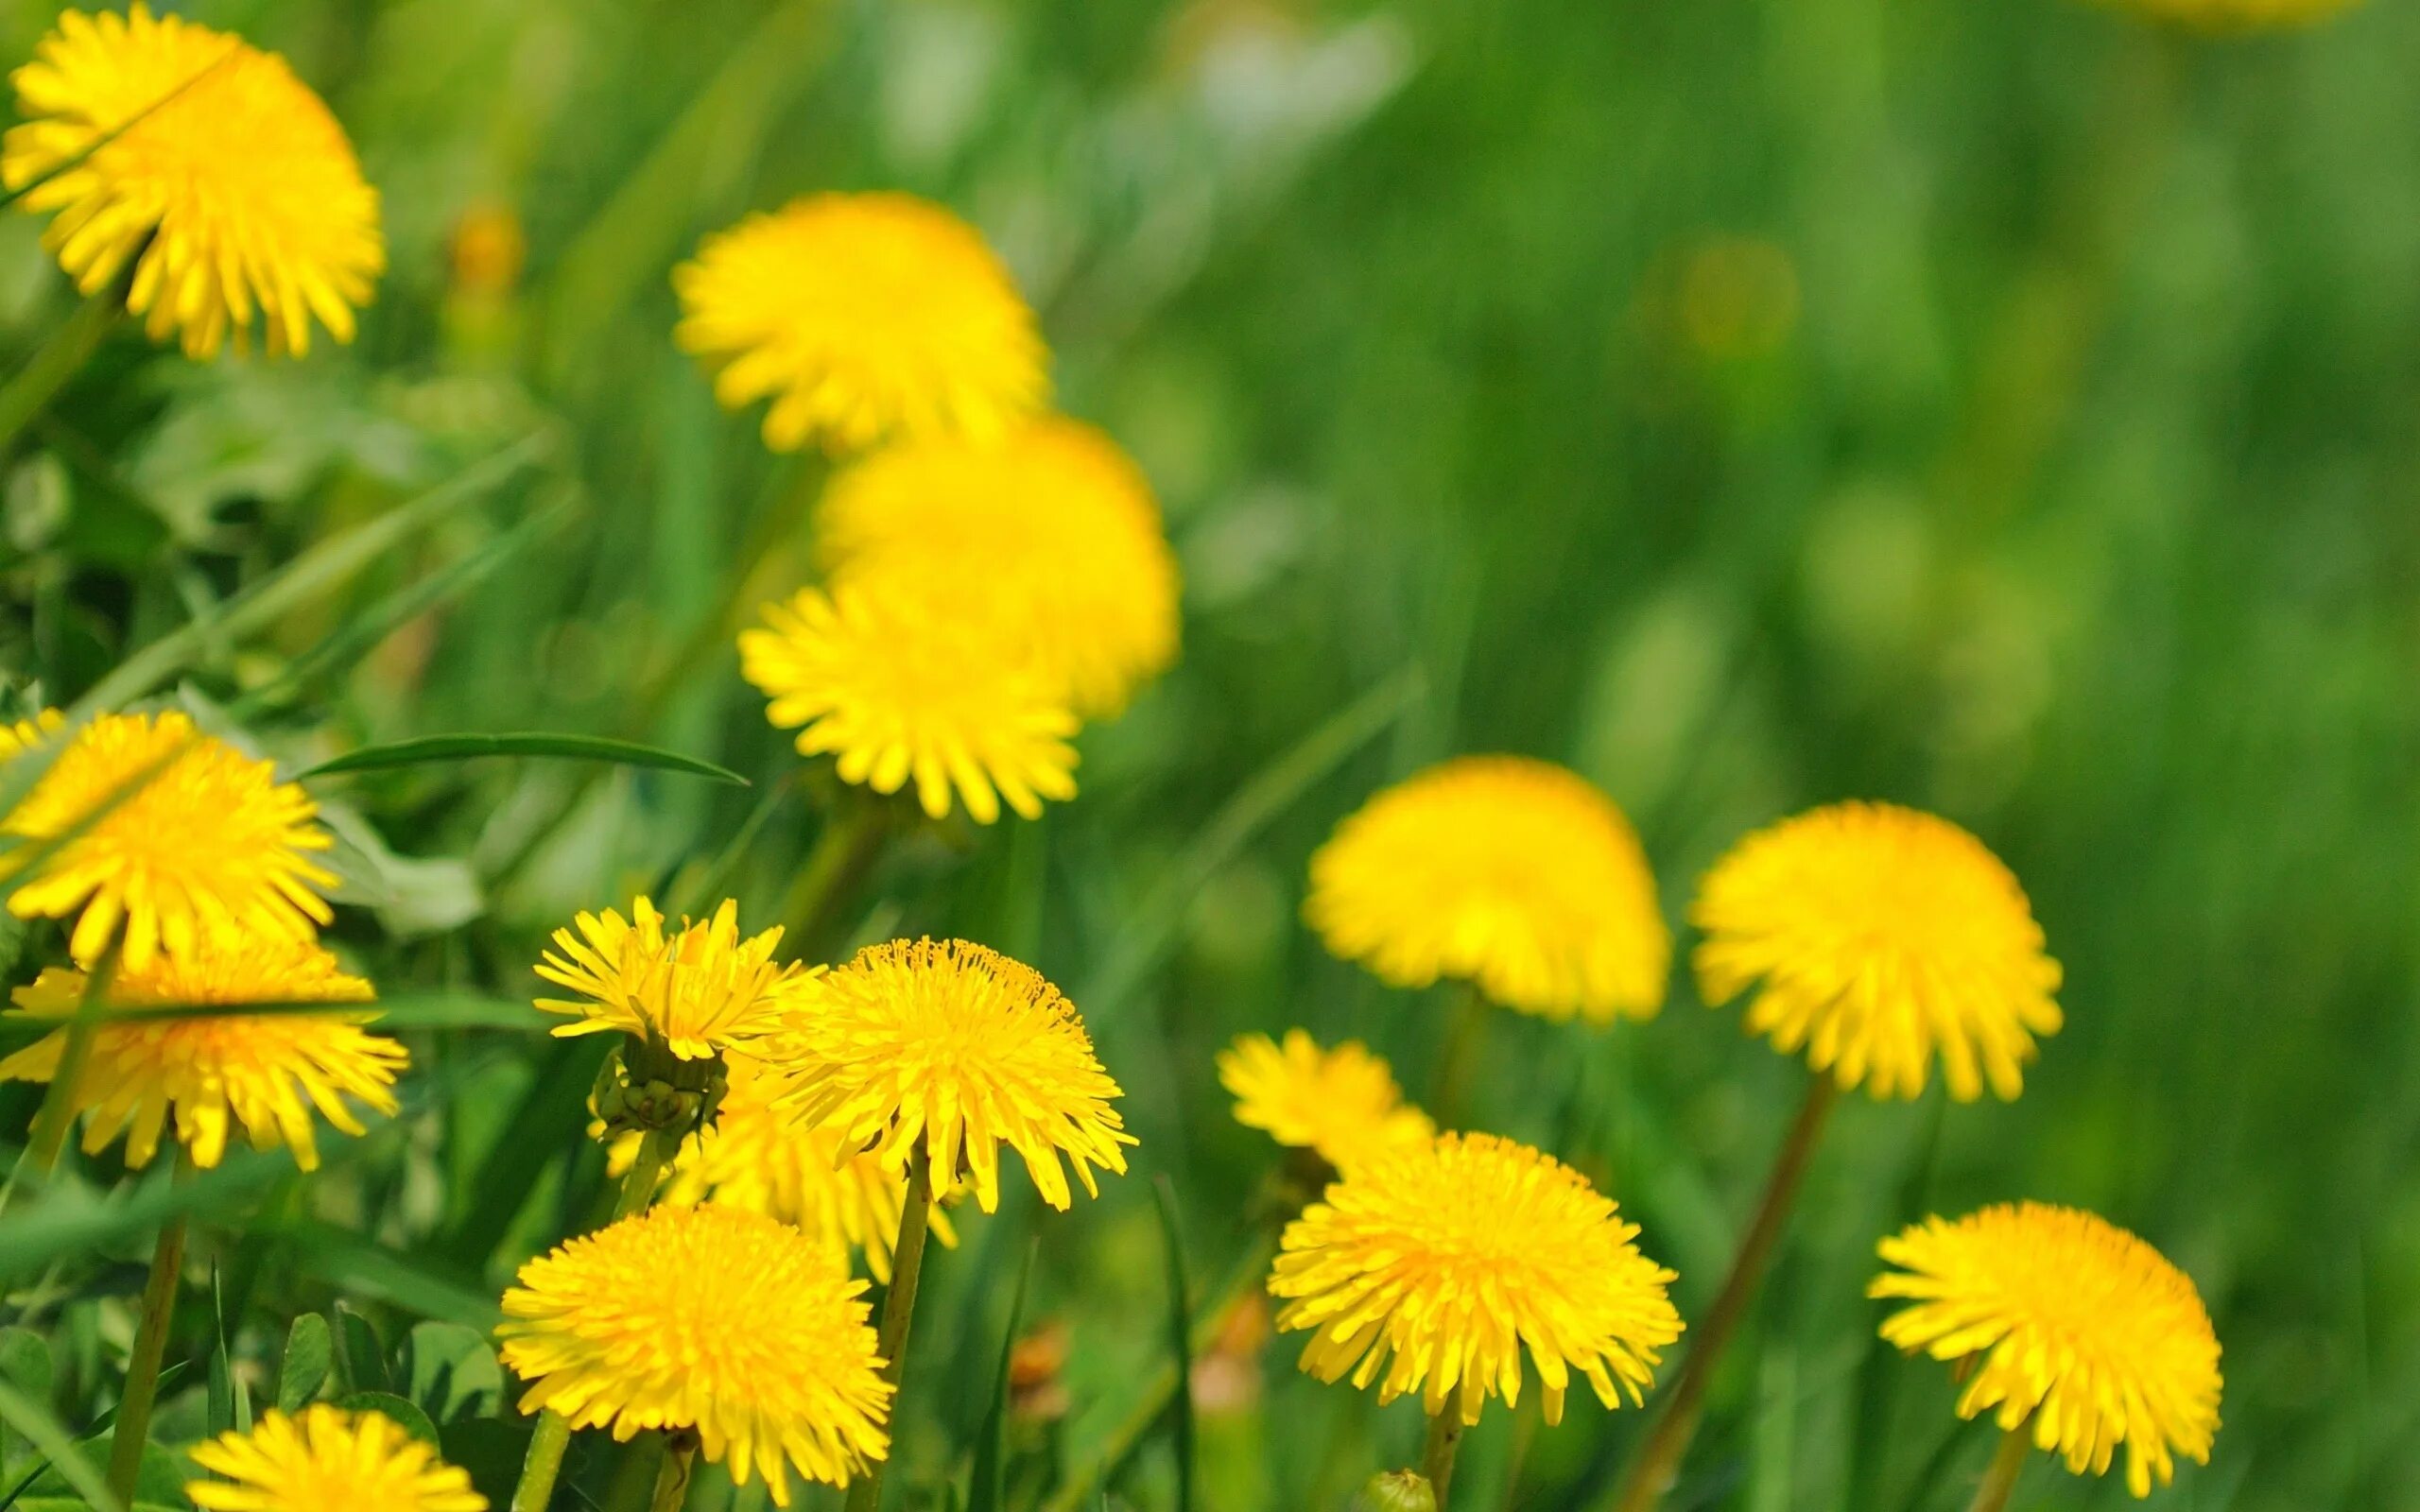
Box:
816;419;1181;716
499;1203;892;1501
1874;1201;2222;1497
0;708;64;758
0;710;335;971
1693;801;2062;1100
188;1404;487;1512
739;583;1079;824
608;1052;958;1283
536;897;810;1060
1218;1029;1432;1172
777;938;1132;1212
0;933;399;1170
1270;1131;1681;1426
1305;757;1668;1024
675;192;1046;454
3;4;383;358
2096;0;2359;27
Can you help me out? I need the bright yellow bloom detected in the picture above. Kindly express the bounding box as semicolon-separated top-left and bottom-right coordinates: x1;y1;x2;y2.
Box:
776;938;1132;1212
0;710;335;971
188;1404;486;1512
607;1052;958;1283
1218;1030;1432;1172
4;5;383;358
0;933;399;1170
499;1204;892;1503
536;897;811;1060
1305;757;1668;1024
1270;1131;1681;1427
1874;1202;2222;1498
816;419;1181;716
674;192;1046;454
2094;0;2358;27
738;582;1079;825
1693;801;2062;1101
0;708;64;759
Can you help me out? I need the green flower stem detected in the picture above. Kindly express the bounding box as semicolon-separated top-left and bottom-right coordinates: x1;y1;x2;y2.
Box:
512;1125;679;1512
1419;1410;1465;1508
1605;1074;1841;1512
648;1437;697;1512
103;1149;192;1502
0;285;120;458
779;800;888;960
1965;1427;2031;1512
20;933;126;1178
844;1146;934;1512
1427;981;1491;1127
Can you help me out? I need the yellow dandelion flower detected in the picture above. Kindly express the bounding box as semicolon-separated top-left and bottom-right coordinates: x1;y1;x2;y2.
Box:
0;708;64;759
1873;1202;2222;1498
738;582;1079;825
499;1204;892;1502
815;419;1181;716
1693;801;2063;1101
674;192;1047;454
1217;1030;1433;1172
776;938;1133;1213
1270;1131;1682;1427
2094;0;2358;27
606;1052;959;1283
0;710;335;971
1305;757;1669;1024
0;933;400;1170
535;897;811;1060
4;5;383;359
188;1404;487;1512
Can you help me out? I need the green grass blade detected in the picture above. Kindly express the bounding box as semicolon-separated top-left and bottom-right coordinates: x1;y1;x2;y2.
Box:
0;1380;121;1512
297;732;745;786
967;1240;1039;1512
1153;1177;1198;1512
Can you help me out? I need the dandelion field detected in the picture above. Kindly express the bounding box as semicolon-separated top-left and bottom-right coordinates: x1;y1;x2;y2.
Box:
2;1;2416;1510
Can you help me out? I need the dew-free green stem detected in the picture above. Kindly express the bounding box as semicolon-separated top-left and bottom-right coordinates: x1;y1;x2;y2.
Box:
1606;1075;1840;1512
1428;981;1491;1126
1964;1427;2031;1512
1419;1410;1465;1507
845;1146;933;1512
512;1126;678;1512
103;1149;191;1501
0;285;119;457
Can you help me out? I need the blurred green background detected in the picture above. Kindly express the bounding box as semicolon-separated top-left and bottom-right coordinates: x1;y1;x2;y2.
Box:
3;0;2415;1509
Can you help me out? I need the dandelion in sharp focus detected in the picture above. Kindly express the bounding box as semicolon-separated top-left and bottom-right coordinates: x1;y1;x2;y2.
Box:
4;4;384;358
188;1405;488;1512
498;1204;892;1503
1218;1029;1433;1173
536;896;811;1060
1306;756;1669;1024
1693;800;2062;1100
0;933;402;1170
739;581;1080;825
776;937;1132;1212
1874;1201;2222;1498
0;710;335;971
675;191;1047;454
1270;1130;1682;1427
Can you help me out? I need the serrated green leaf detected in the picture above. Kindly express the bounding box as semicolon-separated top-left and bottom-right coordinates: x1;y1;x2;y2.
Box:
335;1392;440;1448
275;1315;333;1415
297;732;745;786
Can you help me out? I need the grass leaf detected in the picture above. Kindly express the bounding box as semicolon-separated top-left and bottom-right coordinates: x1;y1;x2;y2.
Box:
1153;1176;1197;1512
297;732;745;786
967;1240;1039;1512
0;1381;119;1512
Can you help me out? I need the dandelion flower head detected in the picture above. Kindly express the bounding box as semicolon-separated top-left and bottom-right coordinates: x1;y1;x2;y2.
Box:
0;933;400;1170
739;582;1078;825
816;419;1181;716
1;710;335;971
188;1404;486;1512
776;938;1133;1212
499;1203;891;1502
675;192;1046;454
1873;1201;2222;1497
1306;756;1668;1024
4;5;383;358
1270;1131;1683;1427
536;897;812;1060
1218;1029;1433;1172
1693;800;2062;1101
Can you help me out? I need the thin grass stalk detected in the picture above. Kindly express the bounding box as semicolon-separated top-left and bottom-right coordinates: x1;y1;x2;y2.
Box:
18;932;125;1178
0;287;120;456
1420;1410;1465;1508
844;1146;934;1512
781;800;888;959
1605;1075;1840;1512
1963;1427;2031;1512
1427;981;1491;1126
103;1149;192;1500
